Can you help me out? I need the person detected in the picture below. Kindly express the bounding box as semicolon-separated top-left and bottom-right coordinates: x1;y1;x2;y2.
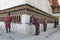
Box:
30;16;40;35
56;19;58;25
54;18;58;28
43;18;47;32
4;13;12;33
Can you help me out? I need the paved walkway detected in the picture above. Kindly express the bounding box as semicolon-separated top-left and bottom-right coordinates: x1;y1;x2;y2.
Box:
0;27;60;40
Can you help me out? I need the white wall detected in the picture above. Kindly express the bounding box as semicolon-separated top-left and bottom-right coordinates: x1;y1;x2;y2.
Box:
40;23;54;31
0;0;52;14
0;22;54;34
0;0;26;10
59;17;60;26
58;0;60;5
26;0;52;14
52;13;60;16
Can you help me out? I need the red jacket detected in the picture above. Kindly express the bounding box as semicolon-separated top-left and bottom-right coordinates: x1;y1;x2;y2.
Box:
4;15;12;22
32;17;40;26
4;15;12;28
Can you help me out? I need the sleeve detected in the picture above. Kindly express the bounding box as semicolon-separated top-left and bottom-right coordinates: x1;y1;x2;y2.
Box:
10;16;12;22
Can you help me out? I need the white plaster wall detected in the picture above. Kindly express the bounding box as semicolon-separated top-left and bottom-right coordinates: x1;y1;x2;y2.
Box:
0;0;52;14
40;23;54;31
59;17;60;26
11;23;35;34
0;22;35;34
52;13;60;16
0;0;27;10
26;0;52;14
21;14;30;24
0;22;54;34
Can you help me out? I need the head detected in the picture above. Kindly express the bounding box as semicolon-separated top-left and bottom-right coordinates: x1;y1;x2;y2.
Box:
8;13;10;15
44;18;46;20
54;18;57;20
31;15;34;17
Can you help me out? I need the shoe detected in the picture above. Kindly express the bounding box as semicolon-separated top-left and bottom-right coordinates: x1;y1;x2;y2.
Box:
9;31;11;33
35;34;39;36
6;31;8;33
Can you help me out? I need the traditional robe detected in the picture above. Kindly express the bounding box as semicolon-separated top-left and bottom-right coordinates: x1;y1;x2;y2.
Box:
32;17;40;35
4;15;12;29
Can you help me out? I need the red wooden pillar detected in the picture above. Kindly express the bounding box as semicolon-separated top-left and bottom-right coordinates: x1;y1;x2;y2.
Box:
52;0;59;7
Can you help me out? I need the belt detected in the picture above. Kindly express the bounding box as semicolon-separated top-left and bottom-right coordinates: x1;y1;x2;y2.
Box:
5;21;10;22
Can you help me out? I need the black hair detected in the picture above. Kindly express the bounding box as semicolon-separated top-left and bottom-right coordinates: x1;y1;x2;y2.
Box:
8;13;10;15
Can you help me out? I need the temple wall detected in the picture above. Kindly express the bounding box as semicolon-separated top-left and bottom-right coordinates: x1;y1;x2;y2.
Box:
0;0;55;35
0;0;54;23
26;0;52;14
0;21;54;34
0;0;52;14
0;0;26;10
0;10;54;23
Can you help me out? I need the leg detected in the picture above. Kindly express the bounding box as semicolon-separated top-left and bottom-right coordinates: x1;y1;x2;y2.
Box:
44;27;46;31
35;27;37;35
54;24;56;28
35;26;40;35
9;27;11;32
6;28;8;33
44;24;47;32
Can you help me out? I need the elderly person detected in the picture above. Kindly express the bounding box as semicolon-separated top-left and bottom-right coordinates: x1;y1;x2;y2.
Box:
30;16;40;35
4;13;12;33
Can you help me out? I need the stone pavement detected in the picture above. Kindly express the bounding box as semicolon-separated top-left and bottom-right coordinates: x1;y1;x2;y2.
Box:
0;27;60;40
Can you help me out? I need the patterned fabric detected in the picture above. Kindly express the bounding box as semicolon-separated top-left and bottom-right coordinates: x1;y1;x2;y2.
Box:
4;15;12;22
4;15;12;28
30;16;40;35
33;17;40;35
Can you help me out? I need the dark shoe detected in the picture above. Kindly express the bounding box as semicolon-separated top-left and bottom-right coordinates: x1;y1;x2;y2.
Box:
35;34;39;36
9;31;11;33
6;31;8;33
44;30;46;32
9;31;11;32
